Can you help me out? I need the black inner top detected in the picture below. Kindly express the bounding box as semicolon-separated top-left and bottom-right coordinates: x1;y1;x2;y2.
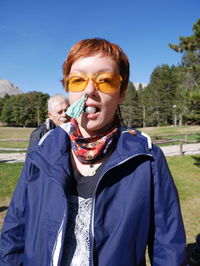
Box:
70;154;109;199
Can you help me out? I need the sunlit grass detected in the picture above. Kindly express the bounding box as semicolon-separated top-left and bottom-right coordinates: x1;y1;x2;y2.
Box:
167;155;200;201
0;163;23;200
0;141;28;149
0;127;34;139
139;125;200;136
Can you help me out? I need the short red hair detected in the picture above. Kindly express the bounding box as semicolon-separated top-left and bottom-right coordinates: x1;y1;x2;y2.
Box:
62;38;129;93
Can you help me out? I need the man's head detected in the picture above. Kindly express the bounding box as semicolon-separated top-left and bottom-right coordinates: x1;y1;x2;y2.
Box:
47;94;70;126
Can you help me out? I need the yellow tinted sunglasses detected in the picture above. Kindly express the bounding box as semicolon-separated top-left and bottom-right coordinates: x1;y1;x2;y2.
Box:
67;72;122;93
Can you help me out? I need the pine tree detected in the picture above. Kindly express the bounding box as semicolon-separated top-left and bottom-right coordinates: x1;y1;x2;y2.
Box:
120;82;141;127
169;18;200;124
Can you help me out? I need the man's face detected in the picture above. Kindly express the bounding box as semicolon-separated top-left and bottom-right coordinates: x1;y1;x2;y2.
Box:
48;100;70;126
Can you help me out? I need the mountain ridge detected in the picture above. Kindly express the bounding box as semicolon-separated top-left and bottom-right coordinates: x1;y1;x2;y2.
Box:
0;78;22;98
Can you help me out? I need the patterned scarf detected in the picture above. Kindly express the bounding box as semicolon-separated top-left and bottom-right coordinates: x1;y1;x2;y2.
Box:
69;118;120;164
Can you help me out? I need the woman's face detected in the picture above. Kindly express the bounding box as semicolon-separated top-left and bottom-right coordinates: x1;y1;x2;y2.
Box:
68;54;125;137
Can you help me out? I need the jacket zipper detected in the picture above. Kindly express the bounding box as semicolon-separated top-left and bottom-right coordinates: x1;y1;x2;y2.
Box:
50;177;70;265
51;211;66;266
89;152;152;266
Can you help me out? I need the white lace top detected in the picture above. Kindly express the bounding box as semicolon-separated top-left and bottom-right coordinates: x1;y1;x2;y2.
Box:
64;195;92;266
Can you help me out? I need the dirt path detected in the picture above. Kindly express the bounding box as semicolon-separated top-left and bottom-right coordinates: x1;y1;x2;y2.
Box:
0;152;26;163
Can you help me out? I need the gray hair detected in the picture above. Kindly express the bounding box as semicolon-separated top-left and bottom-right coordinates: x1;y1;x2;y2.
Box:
47;94;69;112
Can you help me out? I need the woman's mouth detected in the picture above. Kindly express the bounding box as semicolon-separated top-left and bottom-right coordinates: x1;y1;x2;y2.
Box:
84;106;99;114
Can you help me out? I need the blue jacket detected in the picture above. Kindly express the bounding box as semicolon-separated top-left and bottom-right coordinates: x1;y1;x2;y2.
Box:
0;125;187;265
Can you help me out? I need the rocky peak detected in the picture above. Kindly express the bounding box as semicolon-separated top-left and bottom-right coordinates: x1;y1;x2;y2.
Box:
0;78;22;98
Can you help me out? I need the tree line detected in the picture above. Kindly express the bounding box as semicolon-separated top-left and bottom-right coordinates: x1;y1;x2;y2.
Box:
0;19;199;128
120;18;200;127
0;91;49;127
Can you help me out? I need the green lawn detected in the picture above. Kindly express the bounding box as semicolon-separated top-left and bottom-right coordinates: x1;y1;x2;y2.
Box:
0;163;24;200
139;125;200;136
0;127;34;139
167;155;200;201
0;141;29;149
0;126;34;149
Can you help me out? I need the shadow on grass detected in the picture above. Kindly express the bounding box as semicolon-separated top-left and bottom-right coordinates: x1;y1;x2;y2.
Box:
0;159;15;163
192;156;200;167
187;233;200;265
0;206;8;212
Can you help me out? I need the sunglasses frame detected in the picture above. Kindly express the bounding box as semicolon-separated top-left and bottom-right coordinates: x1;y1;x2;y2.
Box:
66;72;122;93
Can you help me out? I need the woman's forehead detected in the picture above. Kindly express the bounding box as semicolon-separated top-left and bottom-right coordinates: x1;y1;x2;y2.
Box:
70;54;119;73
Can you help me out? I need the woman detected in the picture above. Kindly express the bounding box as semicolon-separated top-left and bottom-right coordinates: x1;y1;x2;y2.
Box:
0;38;187;265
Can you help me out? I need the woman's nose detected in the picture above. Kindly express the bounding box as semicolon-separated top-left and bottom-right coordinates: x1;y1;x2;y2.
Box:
84;79;98;95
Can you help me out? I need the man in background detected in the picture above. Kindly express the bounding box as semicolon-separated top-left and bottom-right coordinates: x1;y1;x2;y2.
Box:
27;94;70;151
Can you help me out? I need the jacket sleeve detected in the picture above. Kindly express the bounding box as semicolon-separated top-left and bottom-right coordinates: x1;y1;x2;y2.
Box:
0;159;30;265
148;145;188;265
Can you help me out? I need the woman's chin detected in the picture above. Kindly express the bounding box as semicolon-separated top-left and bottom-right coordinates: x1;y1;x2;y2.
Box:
79;124;102;137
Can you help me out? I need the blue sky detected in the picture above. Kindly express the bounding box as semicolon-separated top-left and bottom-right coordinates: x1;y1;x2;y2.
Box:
0;0;199;96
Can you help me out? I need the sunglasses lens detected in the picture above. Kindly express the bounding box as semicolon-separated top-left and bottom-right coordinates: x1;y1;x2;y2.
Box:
67;72;122;93
96;73;121;93
68;75;87;92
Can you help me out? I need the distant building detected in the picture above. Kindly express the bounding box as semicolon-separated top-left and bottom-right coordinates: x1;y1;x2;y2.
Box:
133;82;148;90
0;78;22;98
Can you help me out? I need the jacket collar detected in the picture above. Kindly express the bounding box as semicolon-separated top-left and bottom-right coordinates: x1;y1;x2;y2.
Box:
28;125;151;165
27;125;152;184
99;127;152;173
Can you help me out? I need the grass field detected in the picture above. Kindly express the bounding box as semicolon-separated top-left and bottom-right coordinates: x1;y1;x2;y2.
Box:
0;127;33;149
167;155;200;244
139;125;200;136
0;141;29;149
0;126;33;139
